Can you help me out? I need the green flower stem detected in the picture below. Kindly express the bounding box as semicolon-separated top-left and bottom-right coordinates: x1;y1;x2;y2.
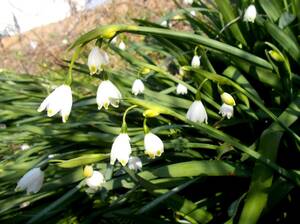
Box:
66;46;81;86
121;105;138;133
143;118;150;134
196;78;209;100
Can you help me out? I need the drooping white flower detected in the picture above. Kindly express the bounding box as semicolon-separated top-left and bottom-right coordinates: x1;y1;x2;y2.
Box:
110;133;132;166
160;20;168;27
190;10;196;17
85;171;105;190
221;92;236;106
243;4;257;23
38;84;72;123
16;168;44;194
219;103;234;119
29;40;38;50
132;79;145;96
62;38;68;45
176;83;188;95
183;0;193;4
144;132;164;159
186;100;208;123
118;41;126;50
96;80;122;110
111;36;118;44
20;144;30;151
191;55;201;68
128;156;143;171
88;47;109;75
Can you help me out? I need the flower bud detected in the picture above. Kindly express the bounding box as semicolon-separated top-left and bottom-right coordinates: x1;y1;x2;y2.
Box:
83;165;93;178
143;109;160;118
221;92;236;106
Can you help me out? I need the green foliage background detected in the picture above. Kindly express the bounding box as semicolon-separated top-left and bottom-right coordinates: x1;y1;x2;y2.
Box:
0;0;300;223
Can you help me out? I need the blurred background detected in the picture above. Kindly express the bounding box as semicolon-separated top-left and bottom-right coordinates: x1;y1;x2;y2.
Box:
0;0;175;74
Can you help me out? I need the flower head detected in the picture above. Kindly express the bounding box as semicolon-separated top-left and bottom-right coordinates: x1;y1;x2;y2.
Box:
132;79;145;96
96;80;122;110
88;47;109;75
191;55;201;68
144;132;164;159
243;4;257;23
186;100;208;123
20;144;30;151
160;20;168;27
190;10;196;16
110;133;132;166
16;168;44;194
118;41;126;50
176;83;188;95
38;84;72;123
219;103;234;119
221;92;236;106
128;156;143;171
85;171;105;191
184;0;193;4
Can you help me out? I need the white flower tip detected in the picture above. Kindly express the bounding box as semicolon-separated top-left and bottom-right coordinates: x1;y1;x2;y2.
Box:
244;4;257;23
176;83;188;95
191;55;201;68
186;100;208;123
132;79;145;96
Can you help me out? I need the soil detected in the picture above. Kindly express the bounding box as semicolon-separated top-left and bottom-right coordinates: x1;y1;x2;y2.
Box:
0;0;176;74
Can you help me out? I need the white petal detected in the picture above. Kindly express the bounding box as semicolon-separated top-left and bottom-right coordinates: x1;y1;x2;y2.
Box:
86;171;105;190
118;41;126;50
144;132;164;159
219;103;234;119
110;133;132;166
96;80;122;110
88;47;109;74
38;85;73;122
176;83;188;95
243;5;257;23
186;100;208;123
128;156;143;171
16;168;44;194
191;55;201;68
132;79;145;96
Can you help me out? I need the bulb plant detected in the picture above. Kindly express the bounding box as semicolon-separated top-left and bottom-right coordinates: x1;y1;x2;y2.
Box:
0;0;300;223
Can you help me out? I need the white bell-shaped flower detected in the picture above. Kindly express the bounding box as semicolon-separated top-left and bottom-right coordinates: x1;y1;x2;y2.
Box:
191;55;201;68
186;100;208;123
118;41;126;50
38;84;72;123
20;144;30;151
219;103;234;119
88;47;109;75
243;4;257;23
176;83;188;95
132;79;145;96
85;171;105;191
184;0;193;4
160;20;168;27
144;132;164;159
128;156;143;171
16;168;44;194
96;80;122;110
110;133;132;166
190;10;196;16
